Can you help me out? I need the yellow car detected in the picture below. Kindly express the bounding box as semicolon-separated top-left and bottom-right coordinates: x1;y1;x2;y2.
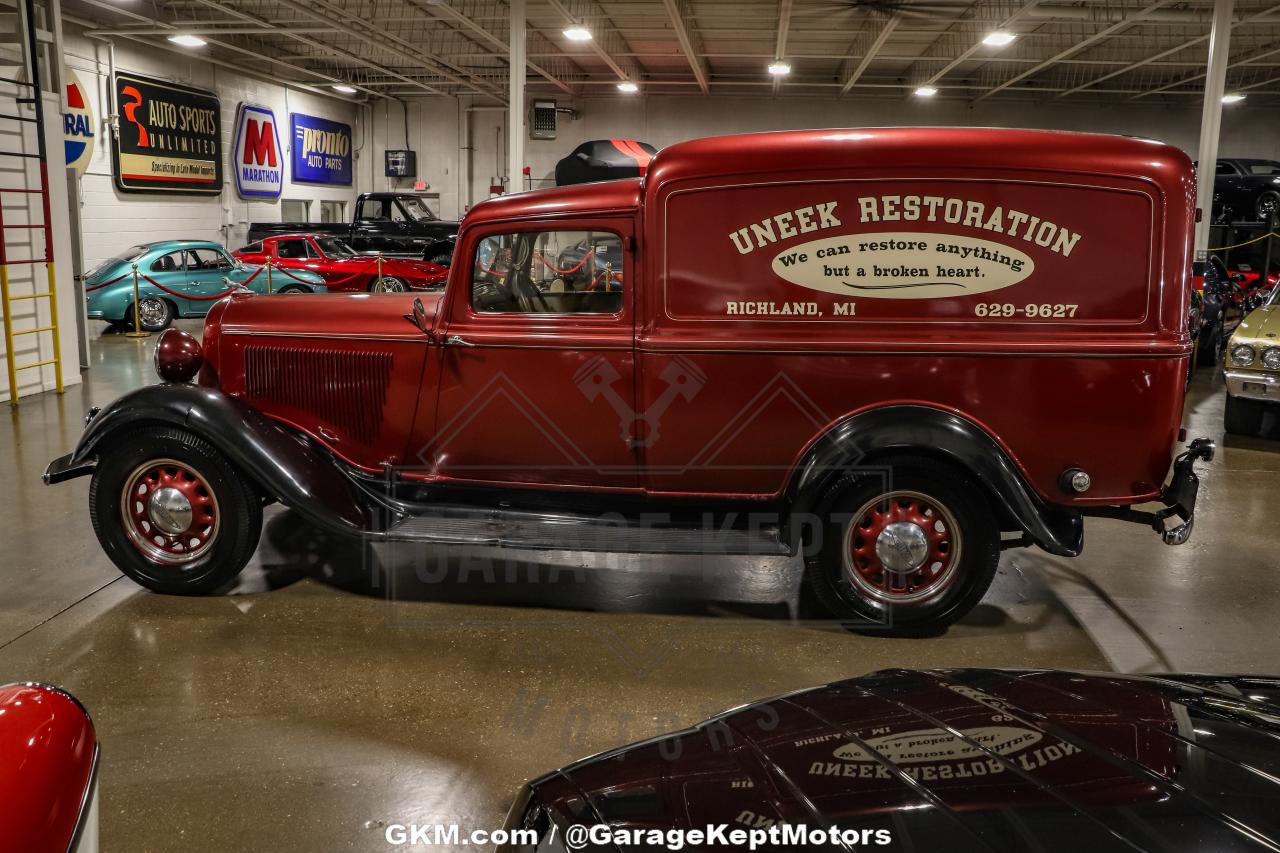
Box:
1224;288;1280;434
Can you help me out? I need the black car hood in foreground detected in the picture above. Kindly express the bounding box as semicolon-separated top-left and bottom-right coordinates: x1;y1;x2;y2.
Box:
507;669;1280;852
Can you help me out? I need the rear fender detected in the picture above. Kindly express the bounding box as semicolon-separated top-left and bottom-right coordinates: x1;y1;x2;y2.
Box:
786;404;1082;557
45;384;367;535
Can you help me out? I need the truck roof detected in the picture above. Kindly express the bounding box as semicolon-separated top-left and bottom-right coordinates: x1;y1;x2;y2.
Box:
465;128;1189;228
646;127;1191;189
464;179;642;225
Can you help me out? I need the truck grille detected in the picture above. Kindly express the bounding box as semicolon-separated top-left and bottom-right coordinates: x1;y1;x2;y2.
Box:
244;345;393;444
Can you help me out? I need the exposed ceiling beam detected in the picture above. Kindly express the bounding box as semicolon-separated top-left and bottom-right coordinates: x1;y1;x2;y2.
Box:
1058;1;1280;98
840;14;898;94
543;0;640;82
1135;41;1280;98
901;0;1043;89
188;0;447;97
975;0;1178;100
405;0;575;96
771;0;792;94
661;0;709;95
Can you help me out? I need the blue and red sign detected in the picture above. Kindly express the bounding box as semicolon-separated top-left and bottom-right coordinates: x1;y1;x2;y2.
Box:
63;67;94;175
232;103;283;199
290;113;352;186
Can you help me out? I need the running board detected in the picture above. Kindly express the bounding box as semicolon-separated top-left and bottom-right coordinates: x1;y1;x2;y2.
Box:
384;506;791;555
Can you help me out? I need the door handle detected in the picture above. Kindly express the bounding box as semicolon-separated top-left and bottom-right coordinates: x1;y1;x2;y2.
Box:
444;334;476;347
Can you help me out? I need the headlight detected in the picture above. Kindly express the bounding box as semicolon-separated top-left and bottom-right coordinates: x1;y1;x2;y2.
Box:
1231;343;1257;367
1264;347;1280;370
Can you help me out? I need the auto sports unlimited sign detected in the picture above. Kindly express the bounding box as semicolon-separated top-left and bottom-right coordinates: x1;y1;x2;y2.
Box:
232;103;283;199
112;71;222;194
290;113;352;186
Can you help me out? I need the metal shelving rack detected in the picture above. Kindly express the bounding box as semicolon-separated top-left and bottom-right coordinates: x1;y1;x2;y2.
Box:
0;0;63;406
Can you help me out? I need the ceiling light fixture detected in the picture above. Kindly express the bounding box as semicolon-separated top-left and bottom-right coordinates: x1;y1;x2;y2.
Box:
332;84;358;94
166;34;207;48
914;85;939;97
617;81;639;94
1222;93;1246;104
767;60;791;76
563;25;592;42
982;31;1017;47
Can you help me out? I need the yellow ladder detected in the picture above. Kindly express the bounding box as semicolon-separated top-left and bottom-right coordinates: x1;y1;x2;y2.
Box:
0;0;63;407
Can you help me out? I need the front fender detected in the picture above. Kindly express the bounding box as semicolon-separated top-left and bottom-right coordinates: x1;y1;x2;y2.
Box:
787;404;1083;558
43;384;367;535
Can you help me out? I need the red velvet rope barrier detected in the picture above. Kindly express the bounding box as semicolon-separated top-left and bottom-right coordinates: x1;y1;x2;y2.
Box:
84;271;129;292
140;273;245;301
534;249;593;276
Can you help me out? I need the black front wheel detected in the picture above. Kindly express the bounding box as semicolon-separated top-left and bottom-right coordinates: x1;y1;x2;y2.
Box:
88;426;263;595
802;458;1000;636
1196;324;1223;367
1256;191;1280;223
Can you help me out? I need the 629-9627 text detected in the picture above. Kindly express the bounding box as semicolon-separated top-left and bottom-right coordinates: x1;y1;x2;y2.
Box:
975;303;1079;318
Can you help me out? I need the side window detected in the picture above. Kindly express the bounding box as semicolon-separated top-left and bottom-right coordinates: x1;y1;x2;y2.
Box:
357;198;386;221
149;251;183;273
185;249;232;270
1216;161;1238;175
241;241;263;255
471;229;624;315
391;202;408;223
276;239;308;260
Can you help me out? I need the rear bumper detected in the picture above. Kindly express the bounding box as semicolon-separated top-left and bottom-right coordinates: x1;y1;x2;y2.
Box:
1224;368;1280;403
1082;437;1214;546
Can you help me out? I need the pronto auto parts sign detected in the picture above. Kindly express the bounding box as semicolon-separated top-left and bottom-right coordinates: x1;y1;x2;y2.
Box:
63;67;94;176
232;103;282;199
290;113;352;186
112;71;221;194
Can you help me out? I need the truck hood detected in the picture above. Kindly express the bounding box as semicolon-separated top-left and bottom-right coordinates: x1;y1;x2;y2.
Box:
518;669;1280;851
212;290;442;340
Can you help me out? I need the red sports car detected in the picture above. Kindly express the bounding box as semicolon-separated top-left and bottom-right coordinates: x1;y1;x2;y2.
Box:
233;234;448;293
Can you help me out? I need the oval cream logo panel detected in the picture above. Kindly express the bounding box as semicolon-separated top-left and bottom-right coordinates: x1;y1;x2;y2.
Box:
832;726;1043;764
772;231;1035;299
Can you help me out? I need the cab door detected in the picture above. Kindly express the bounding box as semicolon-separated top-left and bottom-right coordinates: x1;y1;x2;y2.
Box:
351;197;388;252
427;218;637;490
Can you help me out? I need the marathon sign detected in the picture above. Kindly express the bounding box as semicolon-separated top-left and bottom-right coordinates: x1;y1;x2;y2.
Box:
111;71;222;194
232;103;283;199
290;113;352;186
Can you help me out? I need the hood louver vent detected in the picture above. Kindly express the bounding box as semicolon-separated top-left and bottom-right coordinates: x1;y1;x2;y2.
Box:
245;346;393;444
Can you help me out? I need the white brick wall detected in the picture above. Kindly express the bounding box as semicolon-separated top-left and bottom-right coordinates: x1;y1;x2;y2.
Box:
62;21;364;269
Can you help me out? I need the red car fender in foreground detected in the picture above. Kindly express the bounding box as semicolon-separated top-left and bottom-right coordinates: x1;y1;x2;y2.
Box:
0;683;99;853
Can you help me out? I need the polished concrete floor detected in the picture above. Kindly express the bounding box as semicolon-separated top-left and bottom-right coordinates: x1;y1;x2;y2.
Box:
1;323;1277;851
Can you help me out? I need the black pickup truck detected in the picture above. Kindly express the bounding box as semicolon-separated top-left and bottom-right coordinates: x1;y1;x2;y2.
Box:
247;193;458;263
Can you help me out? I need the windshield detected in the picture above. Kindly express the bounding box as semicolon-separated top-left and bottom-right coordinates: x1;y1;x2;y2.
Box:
398;196;438;222
316;237;357;257
86;244;148;278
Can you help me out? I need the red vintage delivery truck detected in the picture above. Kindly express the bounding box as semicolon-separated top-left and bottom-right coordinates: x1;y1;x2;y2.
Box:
45;128;1212;634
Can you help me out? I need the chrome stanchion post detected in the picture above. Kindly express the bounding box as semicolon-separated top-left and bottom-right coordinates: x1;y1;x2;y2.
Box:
376;253;384;291
124;262;149;338
266;257;273;294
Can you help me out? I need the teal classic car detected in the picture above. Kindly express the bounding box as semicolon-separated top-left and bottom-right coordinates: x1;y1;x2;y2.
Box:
84;240;327;331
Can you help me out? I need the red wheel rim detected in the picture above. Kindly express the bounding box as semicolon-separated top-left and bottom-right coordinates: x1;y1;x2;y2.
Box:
843;489;962;605
119;458;220;565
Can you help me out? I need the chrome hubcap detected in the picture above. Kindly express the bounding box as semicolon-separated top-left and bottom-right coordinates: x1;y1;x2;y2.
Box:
139;298;165;326
147;487;192;534
377;277;405;292
874;521;930;574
